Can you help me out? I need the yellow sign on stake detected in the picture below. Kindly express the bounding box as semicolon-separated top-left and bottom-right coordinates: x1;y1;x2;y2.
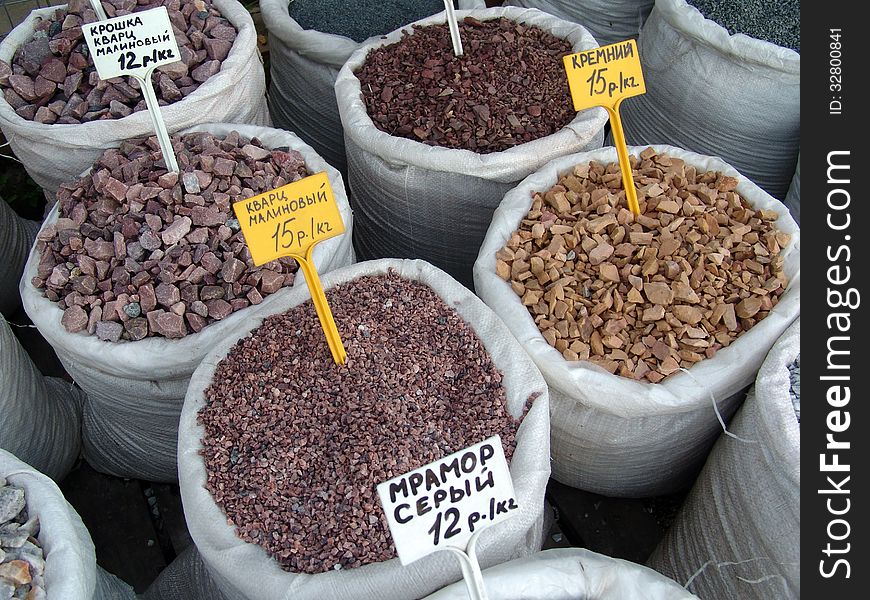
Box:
563;39;647;215
233;172;347;365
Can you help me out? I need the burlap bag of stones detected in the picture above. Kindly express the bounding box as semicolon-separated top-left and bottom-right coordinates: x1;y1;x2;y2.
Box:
0;315;84;482
615;0;799;201
0;198;39;316
19;123;355;483
474;144;800;497
335;6;607;291
503;0;653;46
0;0;269;197
260;0;483;179
424;548;698;599
0;449;137;600
173;258;551;600
648;318;800;599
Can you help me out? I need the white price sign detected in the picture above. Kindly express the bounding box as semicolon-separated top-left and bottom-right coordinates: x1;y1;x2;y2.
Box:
377;436;519;566
82;6;181;80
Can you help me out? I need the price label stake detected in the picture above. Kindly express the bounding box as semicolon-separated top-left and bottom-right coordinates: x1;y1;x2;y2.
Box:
377;436;520;600
233;172;348;365
442;0;464;57
563;39;647;215
82;6;182;172
89;1;108;21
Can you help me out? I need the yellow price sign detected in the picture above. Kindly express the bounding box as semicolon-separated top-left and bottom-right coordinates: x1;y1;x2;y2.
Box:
563;39;647;215
234;171;344;266
233;171;348;364
563;39;646;111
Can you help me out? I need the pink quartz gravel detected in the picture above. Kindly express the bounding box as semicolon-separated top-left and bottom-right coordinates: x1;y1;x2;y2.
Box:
33;130;309;340
198;271;529;573
0;0;238;124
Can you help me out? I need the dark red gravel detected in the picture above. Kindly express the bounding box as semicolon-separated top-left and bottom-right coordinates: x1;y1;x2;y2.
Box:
198;271;526;573
356;17;576;153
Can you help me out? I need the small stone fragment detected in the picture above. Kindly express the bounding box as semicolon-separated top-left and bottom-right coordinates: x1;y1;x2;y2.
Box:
181;171;201;194
599;263;620;282
203;36;232;61
200;285;224;301
186;312;208;333
0;487;25;522
644;282;674;306
241;144;270;161
659;356;681;377
138;284;157;313
124;317;149;341
588;242;614;266
34;106;57;124
138;230;162;251
191;60;221;83
735;297;762;319
673;304;704;325
204;298;232;320
103;177;129;202
220;257;245;283
95;320;123;342
642;305;665;322
155;312;187;338
161;216;192;246
190;206;225;227
0;61;11;86
157;172;179;189
656;200;680;214
155;283;181;308
0;560;31;586
259;270;284;294
123;302;141;318
8;75;36;101
158;75;182;102
61;305;88;333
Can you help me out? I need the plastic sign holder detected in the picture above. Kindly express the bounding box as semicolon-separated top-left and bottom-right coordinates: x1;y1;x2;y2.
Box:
82;6;181;173
563;39;647;215
443;0;464;57
377;436;520;600
233;172;348;365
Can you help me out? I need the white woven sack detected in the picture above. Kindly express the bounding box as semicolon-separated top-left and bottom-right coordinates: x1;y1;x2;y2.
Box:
424;548;698;599
19;122;355;483
616;0;800;201
142;546;228;600
177;258;551;600
0;0;269;196
260;0;483;178
503;0;653;47
92;568;139;600
473;144;801;497
0;198;39;316
143;508;559;600
648;318;800;599
144;504;556;600
335;7;607;290
0;315;84;482
784;154;800;225
0;449;137;600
